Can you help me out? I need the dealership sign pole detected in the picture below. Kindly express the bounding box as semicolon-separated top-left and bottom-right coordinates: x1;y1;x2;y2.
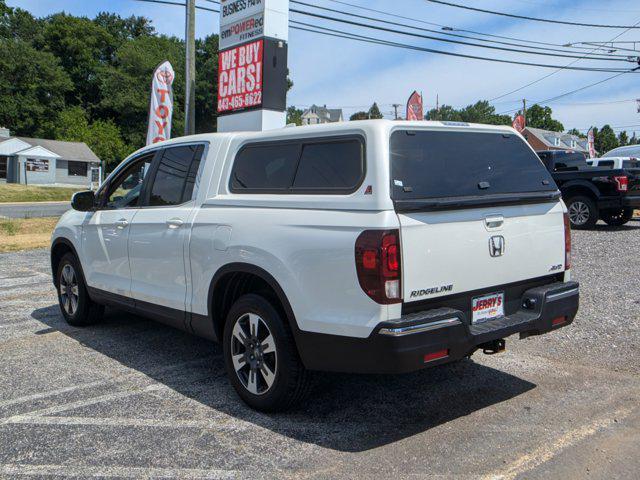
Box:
217;0;289;132
146;60;175;145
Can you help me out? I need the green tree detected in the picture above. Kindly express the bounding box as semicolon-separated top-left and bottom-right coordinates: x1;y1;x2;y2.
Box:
426;104;462;121
0;1;42;42
426;101;510;125
39;13;116;109
630;132;638;145
524;104;564;132
55;106;129;171
195;34;218;134
594;125;618;155
566;128;586;138
618;130;629;146
459;101;511;125
0;39;72;137
368;102;383;119
350;111;369;121
98;35;186;148
286;106;303;126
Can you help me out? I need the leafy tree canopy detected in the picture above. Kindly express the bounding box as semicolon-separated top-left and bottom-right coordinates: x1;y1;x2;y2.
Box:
286;106;303;126
522;104;564;132
426;101;511;125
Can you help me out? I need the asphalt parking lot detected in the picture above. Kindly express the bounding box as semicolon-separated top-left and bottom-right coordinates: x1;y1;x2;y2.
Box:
1;224;639;479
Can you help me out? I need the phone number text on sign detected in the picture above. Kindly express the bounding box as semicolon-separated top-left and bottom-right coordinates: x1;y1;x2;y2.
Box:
217;39;263;113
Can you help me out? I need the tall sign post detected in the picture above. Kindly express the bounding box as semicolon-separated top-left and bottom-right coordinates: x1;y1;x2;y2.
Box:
217;0;289;132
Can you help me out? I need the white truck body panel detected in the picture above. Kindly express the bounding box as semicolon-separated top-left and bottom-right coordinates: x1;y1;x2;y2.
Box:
52;120;569;340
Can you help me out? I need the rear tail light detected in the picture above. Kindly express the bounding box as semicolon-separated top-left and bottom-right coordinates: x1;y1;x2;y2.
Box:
424;349;449;363
355;229;402;304
563;212;571;270
613;175;628;192
552;316;567;326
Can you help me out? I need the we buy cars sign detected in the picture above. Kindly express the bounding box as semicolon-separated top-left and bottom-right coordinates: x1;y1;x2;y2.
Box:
217;39;263;113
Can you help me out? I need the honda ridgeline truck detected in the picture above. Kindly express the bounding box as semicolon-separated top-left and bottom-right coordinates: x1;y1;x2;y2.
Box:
51;121;579;411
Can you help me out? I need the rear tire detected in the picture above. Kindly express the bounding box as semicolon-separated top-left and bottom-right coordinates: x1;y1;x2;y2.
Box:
56;253;104;326
223;294;310;412
565;195;597;229
601;207;633;226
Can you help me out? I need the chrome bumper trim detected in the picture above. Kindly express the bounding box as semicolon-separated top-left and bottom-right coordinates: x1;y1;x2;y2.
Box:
546;287;579;301
379;318;461;337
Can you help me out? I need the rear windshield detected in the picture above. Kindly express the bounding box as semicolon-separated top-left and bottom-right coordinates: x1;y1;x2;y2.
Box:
623;159;639;169
390;130;556;200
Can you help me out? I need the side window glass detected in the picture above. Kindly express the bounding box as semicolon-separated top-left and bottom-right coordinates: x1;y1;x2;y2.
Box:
104;155;153;209
148;145;199;206
292;140;363;191
182;145;205;203
230;144;299;191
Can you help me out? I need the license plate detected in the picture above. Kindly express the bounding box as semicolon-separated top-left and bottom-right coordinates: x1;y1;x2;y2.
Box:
472;292;504;324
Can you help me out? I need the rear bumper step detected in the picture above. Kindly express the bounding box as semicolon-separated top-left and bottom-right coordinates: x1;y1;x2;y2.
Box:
296;281;579;374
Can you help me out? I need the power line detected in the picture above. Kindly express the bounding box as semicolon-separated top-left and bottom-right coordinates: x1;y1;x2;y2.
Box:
290;20;637;73
424;0;640;29
289;0;630;60
135;0;638;73
497;70;637;115
289;5;635;63
488;18;640;102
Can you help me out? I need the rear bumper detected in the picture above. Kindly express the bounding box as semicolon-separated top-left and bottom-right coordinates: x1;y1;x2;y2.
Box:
296;281;579;374
622;195;640;208
598;195;640;209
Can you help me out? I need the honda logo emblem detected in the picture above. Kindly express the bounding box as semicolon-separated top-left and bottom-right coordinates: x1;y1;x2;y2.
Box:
489;236;505;257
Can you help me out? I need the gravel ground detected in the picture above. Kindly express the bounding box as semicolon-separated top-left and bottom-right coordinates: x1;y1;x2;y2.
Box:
0;223;638;479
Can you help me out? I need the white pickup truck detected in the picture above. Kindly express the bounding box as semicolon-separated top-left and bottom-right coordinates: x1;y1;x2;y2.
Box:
51;120;579;411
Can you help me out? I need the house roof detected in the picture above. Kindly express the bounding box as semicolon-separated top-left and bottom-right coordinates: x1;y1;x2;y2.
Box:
302;104;343;122
524;127;588;153
0;136;100;163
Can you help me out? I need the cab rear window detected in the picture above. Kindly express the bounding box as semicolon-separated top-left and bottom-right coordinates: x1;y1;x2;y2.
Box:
390;130;556;200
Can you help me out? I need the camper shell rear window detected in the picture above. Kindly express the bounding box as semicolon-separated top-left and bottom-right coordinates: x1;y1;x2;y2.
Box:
390;129;558;209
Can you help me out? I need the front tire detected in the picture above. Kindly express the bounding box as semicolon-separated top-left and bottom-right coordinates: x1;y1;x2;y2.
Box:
601;207;633;226
566;195;598;229
56;253;104;326
223;294;310;412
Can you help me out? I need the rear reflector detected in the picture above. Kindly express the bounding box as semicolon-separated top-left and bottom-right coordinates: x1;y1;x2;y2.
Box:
552;316;566;326
563;212;571;270
424;349;449;363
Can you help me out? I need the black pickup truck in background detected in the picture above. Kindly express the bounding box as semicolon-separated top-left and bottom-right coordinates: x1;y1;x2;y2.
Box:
537;150;640;228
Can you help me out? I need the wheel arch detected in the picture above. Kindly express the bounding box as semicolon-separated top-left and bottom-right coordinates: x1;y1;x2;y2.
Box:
206;263;301;346
50;237;82;287
560;181;600;201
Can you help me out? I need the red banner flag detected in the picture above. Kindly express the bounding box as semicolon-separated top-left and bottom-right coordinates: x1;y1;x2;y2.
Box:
512;114;525;133
587;128;596;158
406;91;423;121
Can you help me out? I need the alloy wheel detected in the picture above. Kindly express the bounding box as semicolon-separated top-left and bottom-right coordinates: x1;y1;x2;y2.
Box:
230;313;277;395
568;201;590;226
59;264;79;316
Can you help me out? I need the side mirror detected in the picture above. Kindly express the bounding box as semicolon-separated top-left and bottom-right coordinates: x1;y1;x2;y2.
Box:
71;190;96;212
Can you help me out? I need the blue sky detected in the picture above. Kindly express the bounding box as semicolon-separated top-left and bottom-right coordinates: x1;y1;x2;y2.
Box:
9;0;640;134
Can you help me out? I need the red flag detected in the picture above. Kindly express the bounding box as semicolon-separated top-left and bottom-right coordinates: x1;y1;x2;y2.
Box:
587;128;596;158
406;91;423;121
512;114;525;133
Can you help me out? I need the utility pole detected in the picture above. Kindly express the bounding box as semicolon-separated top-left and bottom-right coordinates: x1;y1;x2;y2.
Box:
522;98;527;125
392;103;401;120
184;0;196;136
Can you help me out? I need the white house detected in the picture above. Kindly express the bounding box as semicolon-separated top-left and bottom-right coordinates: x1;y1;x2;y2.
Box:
0;128;101;187
301;105;343;125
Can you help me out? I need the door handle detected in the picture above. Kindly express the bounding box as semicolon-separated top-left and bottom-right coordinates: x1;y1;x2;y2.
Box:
114;218;129;229
166;218;184;229
485;215;504;230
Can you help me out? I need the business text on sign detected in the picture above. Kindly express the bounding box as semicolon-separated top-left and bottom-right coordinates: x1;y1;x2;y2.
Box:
218;39;263;113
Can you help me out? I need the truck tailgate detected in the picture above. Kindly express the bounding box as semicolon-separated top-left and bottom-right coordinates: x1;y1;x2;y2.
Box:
399;202;566;303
